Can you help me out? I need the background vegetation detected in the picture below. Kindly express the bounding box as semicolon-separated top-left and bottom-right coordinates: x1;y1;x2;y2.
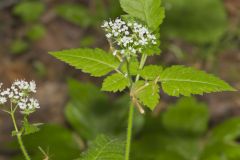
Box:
0;0;239;159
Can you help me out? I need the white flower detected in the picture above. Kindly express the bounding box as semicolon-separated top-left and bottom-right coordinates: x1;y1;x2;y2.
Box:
120;50;125;54
102;18;158;57
0;80;40;113
0;83;7;105
127;22;132;26
106;33;112;38
113;50;117;56
29;81;36;93
18;101;27;110
28;98;40;109
101;21;109;28
0;97;7;104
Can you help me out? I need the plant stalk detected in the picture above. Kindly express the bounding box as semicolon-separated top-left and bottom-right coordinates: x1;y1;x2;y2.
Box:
125;102;134;160
135;54;147;81
10;112;31;160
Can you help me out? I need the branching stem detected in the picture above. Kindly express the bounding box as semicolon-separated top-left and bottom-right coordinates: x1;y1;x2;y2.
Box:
10;106;31;160
135;54;148;82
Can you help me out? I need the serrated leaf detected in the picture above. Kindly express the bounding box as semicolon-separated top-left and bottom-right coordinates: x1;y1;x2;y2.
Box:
140;65;163;80
50;48;120;77
142;43;161;55
133;81;160;110
102;73;130;92
162;97;209;135
78;135;125;160
160;65;235;96
120;0;165;31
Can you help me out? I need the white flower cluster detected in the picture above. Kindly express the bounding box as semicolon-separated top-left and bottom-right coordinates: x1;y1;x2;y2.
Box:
102;18;157;57
0;80;39;113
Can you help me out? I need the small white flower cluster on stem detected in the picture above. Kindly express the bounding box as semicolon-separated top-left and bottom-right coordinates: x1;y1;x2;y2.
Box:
0;83;7;104
102;18;157;57
0;80;39;114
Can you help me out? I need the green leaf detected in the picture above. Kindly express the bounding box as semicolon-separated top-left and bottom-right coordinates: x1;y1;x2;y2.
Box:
80;36;96;47
160;65;235;96
120;0;165;30
11;125;80;160
209;117;240;142
200;141;240;160
22;118;40;135
10;39;29;55
121;59;140;76
50;48;120;77
13;1;45;22
132;132;199;160
200;118;240;160
66;79;109;140
68;78;108;106
21;118;42;136
140;65;163;80
78;135;125;160
102;73;130;92
133;81;160;110
55;4;92;27
162;0;227;44
162;97;209;135
142;43;161;55
26;24;46;41
66;79;144;140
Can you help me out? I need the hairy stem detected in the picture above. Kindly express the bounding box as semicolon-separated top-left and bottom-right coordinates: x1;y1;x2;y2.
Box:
125;102;134;160
135;54;148;81
10;112;31;160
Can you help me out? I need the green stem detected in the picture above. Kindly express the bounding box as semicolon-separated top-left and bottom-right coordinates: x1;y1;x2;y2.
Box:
125;102;134;160
135;54;147;82
126;59;133;86
10;112;31;160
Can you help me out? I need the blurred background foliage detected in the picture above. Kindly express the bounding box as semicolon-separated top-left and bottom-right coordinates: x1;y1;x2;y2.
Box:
0;0;240;159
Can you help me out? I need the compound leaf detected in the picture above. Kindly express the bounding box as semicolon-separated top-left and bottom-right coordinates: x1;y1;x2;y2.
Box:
50;48;120;77
120;0;165;31
160;65;235;96
102;73;130;92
